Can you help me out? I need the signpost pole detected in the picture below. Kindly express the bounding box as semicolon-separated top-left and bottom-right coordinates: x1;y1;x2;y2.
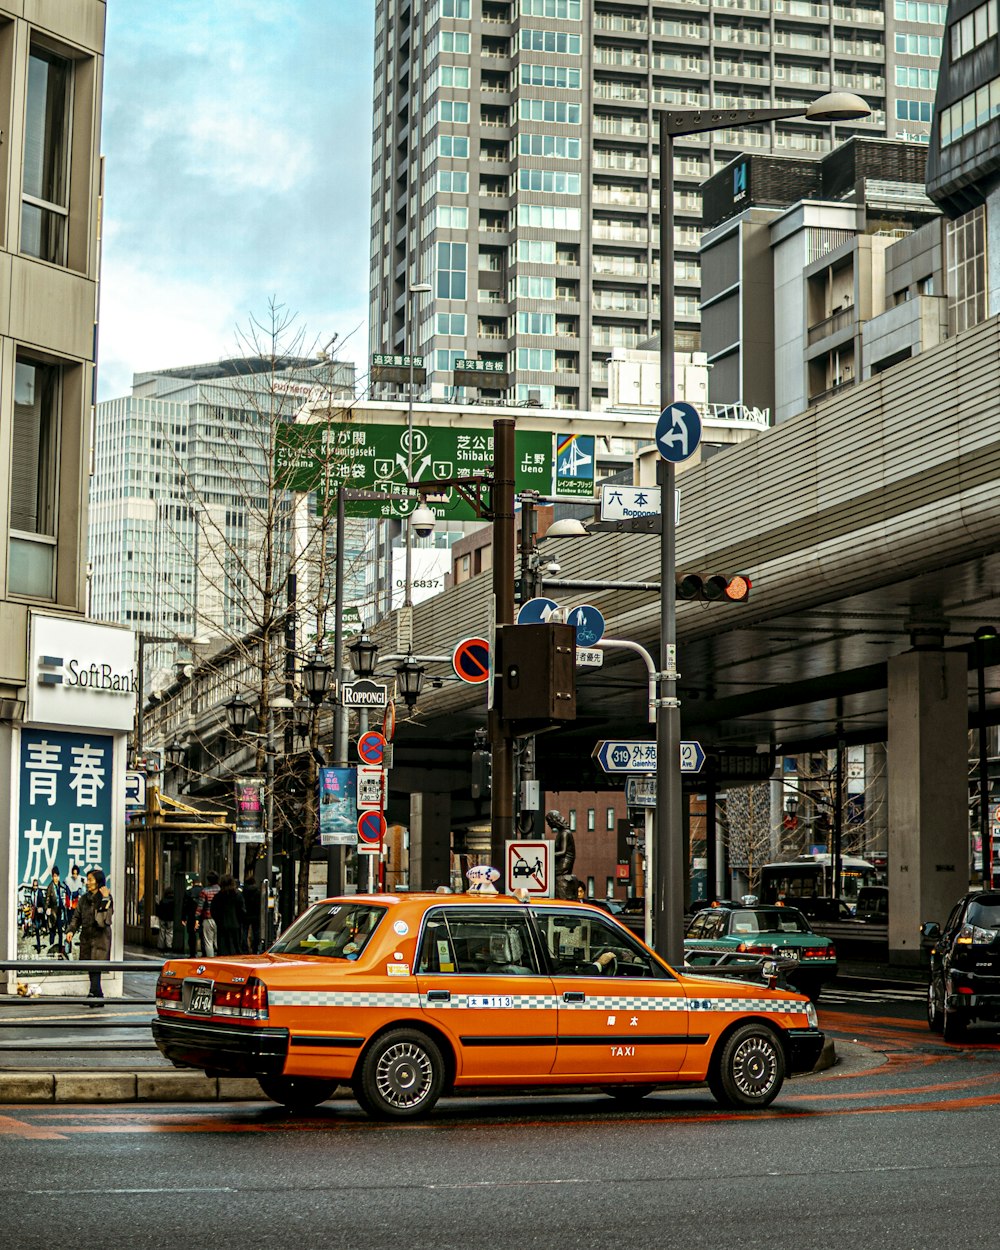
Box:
490;418;516;870
656;117;685;967
328;484;346;896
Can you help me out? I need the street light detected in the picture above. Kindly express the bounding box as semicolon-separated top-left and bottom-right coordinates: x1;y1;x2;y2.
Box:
655;92;870;965
166;738;188;770
348;631;379;678
974;624;998;888
395;652;426;710
301;654;333;707
225;695;252;737
404;281;433;617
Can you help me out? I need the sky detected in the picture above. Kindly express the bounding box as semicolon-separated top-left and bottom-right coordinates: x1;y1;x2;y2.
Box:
97;0;375;400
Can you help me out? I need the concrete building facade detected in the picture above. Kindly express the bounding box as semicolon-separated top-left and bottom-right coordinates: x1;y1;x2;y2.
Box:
369;0;945;414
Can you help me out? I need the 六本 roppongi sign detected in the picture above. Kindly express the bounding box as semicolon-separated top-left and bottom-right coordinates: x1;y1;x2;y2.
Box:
17;728;113;888
275;422;558;520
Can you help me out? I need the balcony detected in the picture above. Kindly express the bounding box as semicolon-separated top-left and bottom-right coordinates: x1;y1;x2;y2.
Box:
807;305;855;345
593;151;650;173
652;19;708;39
833;4;884;23
834;71;884;91
593;258;650;280
593;223;649;243
774;65;830;86
715;26;770;46
773;0;829;17
773;31;830;51
594;13;647;34
594;48;648;69
593;186;649;208
593;294;649;315
716;0;770;11
834;37;884;56
714;60;772;80
594;116;649;139
594;82;649;104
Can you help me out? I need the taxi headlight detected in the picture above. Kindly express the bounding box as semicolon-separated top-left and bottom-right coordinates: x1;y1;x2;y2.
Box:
806;1001;818;1028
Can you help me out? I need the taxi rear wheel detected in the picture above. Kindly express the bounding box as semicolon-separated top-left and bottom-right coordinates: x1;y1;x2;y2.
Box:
708;1024;785;1109
257;1076;338;1112
355;1029;445;1120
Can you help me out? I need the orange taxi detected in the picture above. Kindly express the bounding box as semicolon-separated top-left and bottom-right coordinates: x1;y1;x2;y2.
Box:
151;890;824;1119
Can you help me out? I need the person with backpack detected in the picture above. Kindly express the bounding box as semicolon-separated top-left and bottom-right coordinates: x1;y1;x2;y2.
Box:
194;870;221;957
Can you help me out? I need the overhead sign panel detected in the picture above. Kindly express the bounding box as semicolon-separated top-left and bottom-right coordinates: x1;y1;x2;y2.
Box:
593;740;706;773
275;422;592;519
600;484;661;522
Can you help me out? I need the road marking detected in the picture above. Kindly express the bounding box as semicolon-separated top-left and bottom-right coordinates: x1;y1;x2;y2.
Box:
0;1114;66;1140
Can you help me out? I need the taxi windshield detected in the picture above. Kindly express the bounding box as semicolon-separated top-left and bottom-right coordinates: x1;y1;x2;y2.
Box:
730;908;811;935
270;902;386;959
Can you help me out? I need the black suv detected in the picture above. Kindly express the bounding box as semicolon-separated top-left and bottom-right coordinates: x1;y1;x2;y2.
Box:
924;891;1000;1041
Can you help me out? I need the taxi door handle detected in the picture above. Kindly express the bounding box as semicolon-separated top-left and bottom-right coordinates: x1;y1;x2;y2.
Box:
563;991;585;1003
426;990;451;1002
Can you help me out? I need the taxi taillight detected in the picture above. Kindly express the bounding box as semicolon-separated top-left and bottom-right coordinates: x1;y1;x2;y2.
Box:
802;946;830;960
738;942;772;955
211;977;269;1020
155;975;182;1009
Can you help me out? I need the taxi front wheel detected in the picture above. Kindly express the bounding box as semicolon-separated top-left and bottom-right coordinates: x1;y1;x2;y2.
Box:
708;1024;785;1109
355;1028;445;1120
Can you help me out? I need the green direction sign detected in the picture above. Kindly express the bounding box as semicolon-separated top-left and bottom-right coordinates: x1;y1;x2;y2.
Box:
277;422;562;520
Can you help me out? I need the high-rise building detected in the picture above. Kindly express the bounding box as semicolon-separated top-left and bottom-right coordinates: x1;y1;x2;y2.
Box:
89;358;363;689
369;0;945;411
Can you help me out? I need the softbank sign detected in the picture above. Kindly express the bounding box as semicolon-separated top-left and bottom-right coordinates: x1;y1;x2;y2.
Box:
28;613;138;732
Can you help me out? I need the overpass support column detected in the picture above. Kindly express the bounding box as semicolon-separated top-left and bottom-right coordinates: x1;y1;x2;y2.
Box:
887;649;967;964
409;793;452;892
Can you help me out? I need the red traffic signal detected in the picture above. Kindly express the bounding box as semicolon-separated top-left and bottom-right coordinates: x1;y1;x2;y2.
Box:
676;572;752;603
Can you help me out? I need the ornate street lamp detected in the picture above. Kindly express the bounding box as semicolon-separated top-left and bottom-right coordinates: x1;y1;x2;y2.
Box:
348;631;379;678
225;694;252;738
301;654;333;707
166;739;187;770
395;652;425;709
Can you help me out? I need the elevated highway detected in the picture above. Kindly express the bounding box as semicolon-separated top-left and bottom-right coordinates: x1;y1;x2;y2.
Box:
385;314;1000;803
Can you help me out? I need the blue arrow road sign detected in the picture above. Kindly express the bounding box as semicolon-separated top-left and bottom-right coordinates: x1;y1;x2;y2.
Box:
567;603;605;646
656;402;702;464
593;740;706;774
516;596;561;625
680;741;706;774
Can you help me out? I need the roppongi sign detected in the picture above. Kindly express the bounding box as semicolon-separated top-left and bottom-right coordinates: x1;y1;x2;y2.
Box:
28;614;137;732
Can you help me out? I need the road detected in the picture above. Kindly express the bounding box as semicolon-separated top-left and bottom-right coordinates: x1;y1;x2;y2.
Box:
3;983;1000;1248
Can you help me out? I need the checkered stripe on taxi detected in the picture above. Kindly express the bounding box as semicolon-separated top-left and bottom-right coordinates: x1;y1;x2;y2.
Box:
270;990;421;1008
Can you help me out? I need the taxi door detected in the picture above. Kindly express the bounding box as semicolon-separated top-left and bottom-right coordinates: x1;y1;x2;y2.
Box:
415;905;557;1082
535;907;689;1079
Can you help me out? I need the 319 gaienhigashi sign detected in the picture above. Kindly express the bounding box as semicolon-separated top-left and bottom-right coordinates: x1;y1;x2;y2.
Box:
16;728;113;962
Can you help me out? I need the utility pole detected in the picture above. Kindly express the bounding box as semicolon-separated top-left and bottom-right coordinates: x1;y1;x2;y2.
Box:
489;418;516;869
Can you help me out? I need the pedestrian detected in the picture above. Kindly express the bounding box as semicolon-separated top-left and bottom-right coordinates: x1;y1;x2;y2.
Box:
212;875;247;956
65;869;113;1004
154;887;175;951
45;866;70;954
241;871;261;954
183;874;203;956
195;870;221;957
29;878;46;953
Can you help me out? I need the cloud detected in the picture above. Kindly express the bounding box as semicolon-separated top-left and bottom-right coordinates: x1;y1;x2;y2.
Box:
98;0;375;400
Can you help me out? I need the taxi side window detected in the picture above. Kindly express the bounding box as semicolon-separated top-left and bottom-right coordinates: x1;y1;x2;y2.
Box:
538;910;664;979
686;913;707;938
417;910;540;976
700;912;725;940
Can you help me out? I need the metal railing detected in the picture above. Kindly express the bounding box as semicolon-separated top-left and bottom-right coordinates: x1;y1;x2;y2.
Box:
0;959;161;1051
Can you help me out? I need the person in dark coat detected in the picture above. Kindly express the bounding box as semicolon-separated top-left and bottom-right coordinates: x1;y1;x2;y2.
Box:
241;872;262;953
66;869;113;1003
45;866;70;954
211;875;247;956
155;888;175;951
183;875;203;956
29;878;46;953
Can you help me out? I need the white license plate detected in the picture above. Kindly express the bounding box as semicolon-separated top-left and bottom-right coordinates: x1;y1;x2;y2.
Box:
186;980;213;1015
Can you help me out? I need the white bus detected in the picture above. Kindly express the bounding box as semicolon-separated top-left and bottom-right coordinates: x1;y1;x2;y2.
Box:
759;853;880;910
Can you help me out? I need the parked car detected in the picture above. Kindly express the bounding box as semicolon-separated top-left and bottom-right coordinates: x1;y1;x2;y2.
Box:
924;890;1000;1041
152;891;824;1119
789;896;857;923
856;886;889;924
684;903;837;1001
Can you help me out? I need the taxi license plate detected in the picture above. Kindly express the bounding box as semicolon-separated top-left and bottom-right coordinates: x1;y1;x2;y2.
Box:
185;980;213;1016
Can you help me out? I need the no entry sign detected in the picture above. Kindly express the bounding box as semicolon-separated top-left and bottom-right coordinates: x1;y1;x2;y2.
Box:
452;637;491;684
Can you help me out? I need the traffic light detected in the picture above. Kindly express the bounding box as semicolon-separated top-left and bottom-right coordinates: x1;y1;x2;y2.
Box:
471;749;492;801
676;572;752;603
495;623;576;730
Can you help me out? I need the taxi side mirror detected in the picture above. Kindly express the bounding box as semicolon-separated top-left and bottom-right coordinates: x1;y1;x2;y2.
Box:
921;921;941;940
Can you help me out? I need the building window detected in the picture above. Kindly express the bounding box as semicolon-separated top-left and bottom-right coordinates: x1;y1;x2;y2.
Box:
951;2;997;61
606;877;615;898
516;312;555;335
518;169;582;194
438;170;468;193
894;99;933;123
516;204;582;230
436;205;469;229
440;31;471;53
515;274;556;299
568;810;577;831
436;312;467;335
586;875;595;897
436;241;467;299
946;205;987;335
518;99;582;125
518;133;581;159
606;807;615;831
441;0;471;16
587;808;595;831
893;1;947;23
10;358;60;597
895;33;942;56
520;64;582;90
516;348;555;371
516;239;556;264
22;46;71;266
438;135;469;159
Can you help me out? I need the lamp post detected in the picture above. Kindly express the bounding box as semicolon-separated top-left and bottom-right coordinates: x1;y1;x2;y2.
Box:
655;93;870;965
974;625;998;888
404;282;433;618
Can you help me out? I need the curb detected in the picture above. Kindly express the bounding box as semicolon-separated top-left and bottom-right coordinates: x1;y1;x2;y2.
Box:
0;1070;266;1104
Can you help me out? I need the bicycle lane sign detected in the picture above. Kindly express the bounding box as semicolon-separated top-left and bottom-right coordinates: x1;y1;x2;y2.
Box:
505;840;555;897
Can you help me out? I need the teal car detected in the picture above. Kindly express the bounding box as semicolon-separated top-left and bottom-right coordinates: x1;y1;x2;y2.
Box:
684;904;837;1001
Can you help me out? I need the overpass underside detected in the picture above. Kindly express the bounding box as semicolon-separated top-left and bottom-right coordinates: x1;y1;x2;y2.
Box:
383;316;1000;961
